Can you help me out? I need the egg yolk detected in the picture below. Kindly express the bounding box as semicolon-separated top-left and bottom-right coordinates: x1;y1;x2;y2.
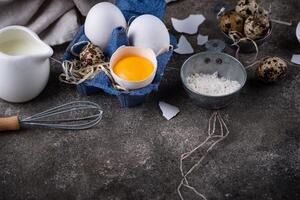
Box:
113;56;154;81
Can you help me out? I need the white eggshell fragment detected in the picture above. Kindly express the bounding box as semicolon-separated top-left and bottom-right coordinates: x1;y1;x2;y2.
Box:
159;101;180;120
85;2;127;50
128;14;170;55
174;35;194;54
197;34;208;46
171;14;205;34
291;54;300;65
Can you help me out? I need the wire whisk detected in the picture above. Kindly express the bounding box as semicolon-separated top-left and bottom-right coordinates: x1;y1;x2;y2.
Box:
0;101;103;131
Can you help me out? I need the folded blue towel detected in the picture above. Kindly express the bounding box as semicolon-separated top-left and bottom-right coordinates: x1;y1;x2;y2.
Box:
116;0;166;21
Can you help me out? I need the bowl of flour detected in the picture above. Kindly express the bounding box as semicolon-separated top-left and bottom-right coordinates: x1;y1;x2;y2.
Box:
181;52;247;109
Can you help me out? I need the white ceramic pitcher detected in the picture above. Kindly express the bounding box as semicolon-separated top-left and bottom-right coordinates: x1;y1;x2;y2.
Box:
0;26;53;103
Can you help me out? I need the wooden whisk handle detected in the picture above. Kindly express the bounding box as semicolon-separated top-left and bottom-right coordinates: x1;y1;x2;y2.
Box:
0;116;20;131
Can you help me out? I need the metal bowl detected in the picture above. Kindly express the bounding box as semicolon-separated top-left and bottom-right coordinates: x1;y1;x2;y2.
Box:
220;19;273;54
181;52;247;110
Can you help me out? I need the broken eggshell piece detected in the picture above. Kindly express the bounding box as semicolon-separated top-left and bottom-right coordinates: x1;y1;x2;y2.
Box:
291;54;300;65
171;14;205;35
197;34;209;46
174;35;194;55
159;101;180;120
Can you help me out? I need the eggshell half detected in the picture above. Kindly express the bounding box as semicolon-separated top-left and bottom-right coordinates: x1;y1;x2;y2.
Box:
128;14;170;55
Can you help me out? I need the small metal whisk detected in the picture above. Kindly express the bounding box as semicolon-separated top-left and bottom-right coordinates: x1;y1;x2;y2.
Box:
0;101;103;131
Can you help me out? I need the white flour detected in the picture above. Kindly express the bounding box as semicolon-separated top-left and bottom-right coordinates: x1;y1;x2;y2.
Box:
186;72;241;96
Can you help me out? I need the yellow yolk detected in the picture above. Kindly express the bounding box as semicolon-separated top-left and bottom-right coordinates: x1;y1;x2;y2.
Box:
113;56;154;81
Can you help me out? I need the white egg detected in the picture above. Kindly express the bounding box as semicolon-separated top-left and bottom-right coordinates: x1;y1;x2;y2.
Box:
84;2;127;50
128;14;170;55
297;22;300;44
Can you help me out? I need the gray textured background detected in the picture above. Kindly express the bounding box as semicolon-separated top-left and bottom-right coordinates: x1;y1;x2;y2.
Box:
0;0;300;199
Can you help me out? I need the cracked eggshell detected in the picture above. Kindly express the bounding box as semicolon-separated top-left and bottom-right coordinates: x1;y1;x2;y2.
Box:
128;14;170;55
256;57;288;82
85;2;127;50
219;11;244;34
244;14;270;40
110;46;158;90
235;0;259;19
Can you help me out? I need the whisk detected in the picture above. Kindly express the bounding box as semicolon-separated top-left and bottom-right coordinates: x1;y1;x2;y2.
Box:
0;101;103;131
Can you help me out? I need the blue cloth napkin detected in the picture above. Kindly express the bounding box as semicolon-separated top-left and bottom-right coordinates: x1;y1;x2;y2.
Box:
83;47;174;96
116;0;166;22
105;27;129;58
63;26;129;60
63;25;177;96
62;0;176;107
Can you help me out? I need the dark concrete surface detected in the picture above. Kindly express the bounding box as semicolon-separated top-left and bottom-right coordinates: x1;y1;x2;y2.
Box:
0;0;300;199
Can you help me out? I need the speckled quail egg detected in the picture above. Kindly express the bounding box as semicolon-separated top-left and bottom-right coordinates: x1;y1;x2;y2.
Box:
235;0;259;18
256;57;288;82
80;43;106;66
257;7;269;17
244;14;270;40
219;11;244;34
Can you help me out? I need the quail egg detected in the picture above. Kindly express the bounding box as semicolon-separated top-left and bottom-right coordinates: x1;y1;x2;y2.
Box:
219;11;244;34
257;7;269;17
80;43;106;66
256;57;288;82
235;0;259;18
244;14;270;40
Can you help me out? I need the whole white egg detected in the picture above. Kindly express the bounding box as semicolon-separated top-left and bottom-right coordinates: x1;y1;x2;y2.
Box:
128;14;170;55
84;2;127;50
297;22;300;44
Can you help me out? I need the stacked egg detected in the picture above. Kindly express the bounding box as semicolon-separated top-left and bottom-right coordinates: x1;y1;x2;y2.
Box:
84;2;170;90
219;0;271;40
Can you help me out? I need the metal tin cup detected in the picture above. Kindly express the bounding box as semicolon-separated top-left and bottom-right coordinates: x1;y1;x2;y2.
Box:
219;9;273;53
180;52;247;110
